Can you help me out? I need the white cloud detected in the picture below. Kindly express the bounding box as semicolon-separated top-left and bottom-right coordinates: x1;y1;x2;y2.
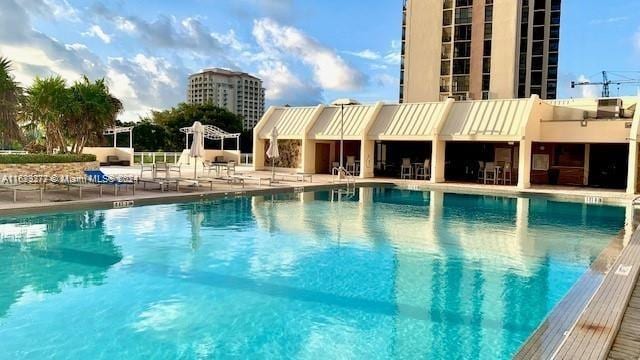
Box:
252;18;364;92
345;49;381;61
0;44;82;85
257;60;321;105
574;75;599;98
589;16;629;25
114;17;137;33
82;25;112;44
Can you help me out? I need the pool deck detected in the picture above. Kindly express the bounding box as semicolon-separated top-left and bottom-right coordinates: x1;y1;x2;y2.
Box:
1;166;640;359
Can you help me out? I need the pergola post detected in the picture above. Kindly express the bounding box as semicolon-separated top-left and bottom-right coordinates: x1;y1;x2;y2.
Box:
221;138;224;151
129;129;133;148
113;132;117;148
236;137;240;150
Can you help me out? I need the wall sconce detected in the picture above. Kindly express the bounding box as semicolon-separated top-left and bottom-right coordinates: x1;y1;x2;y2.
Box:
580;120;588;127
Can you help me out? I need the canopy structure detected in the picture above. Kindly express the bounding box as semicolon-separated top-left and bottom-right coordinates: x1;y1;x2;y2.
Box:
180;124;241;150
103;126;133;148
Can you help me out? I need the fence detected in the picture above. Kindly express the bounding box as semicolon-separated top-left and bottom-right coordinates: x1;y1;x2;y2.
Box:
133;152;182;164
240;153;253;165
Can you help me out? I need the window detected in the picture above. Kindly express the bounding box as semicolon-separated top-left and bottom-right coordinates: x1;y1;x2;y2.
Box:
456;0;472;6
531;71;542;86
485;5;493;22
549;39;559;52
443;0;453;9
441;43;452;59
441;60;451;75
454;42;471;57
520;38;528;52
551;0;561;11
442;27;453;42
533;26;545;41
533;11;546;25
530;86;542;96
548;53;559;66
483;58;491;73
443;10;453;26
440;77;451;92
553;144;585;167
518;69;527;83
531;56;543;71
455;8;473;24
521;7;530;23
547;81;557;93
548;66;558;79
452;76;469;91
532;41;544;55
483;40;492;56
534;0;546;10
482;74;491;91
452;59;470;74
484;23;492;38
518;85;527;97
455;25;472;40
551;12;561;25
550;26;560;39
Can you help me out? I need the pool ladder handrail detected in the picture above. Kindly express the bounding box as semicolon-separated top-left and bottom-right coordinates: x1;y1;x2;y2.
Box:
331;166;356;191
633;196;640;206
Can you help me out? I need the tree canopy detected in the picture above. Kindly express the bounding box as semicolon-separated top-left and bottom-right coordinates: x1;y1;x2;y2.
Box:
0;57;23;146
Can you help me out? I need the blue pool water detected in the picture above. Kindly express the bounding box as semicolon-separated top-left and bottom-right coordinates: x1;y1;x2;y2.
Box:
0;187;628;359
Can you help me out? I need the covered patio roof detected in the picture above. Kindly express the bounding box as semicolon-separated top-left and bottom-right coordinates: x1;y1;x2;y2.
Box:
439;99;533;141
368;102;449;141
180;124;240;140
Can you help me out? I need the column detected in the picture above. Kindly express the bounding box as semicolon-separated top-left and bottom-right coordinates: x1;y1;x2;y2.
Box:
583;144;590;186
360;139;375;178
517;140;532;189
301;139;315;173
430;139;446;183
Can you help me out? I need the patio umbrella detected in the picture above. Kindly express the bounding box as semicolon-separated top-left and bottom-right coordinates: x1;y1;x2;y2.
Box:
266;127;280;180
190;121;205;179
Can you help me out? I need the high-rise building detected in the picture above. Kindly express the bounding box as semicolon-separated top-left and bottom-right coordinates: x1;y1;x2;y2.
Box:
399;0;560;102
187;68;266;130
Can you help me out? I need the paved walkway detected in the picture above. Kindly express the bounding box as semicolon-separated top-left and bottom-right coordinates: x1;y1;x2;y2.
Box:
608;277;640;360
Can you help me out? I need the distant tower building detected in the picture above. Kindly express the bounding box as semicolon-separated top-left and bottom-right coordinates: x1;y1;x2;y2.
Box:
400;0;561;102
187;68;266;130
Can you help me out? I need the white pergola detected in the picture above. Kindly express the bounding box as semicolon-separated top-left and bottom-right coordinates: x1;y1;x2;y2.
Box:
180;124;241;150
103;126;133;148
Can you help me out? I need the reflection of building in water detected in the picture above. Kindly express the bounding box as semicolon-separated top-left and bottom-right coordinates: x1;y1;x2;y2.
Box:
0;212;122;317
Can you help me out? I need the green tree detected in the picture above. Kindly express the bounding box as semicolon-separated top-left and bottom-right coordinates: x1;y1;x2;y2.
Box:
118;119;168;151
25;76;71;153
25;75;122;154
149;102;244;151
0;57;24;146
68;76;122;153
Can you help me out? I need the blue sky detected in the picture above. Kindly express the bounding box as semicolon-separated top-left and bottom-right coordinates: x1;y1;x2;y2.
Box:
1;0;639;121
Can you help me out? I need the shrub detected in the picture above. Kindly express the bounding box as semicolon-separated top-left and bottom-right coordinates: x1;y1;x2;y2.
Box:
0;153;97;164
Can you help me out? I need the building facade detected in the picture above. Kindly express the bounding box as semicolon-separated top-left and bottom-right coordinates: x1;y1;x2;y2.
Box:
400;0;560;102
187;68;266;130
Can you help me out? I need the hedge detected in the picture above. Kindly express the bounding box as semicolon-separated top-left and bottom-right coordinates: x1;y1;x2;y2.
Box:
0;154;97;164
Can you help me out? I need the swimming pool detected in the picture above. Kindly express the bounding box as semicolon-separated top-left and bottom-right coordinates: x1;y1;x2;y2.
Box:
0;187;628;359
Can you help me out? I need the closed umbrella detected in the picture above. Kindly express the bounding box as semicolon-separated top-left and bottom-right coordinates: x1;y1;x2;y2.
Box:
266;127;279;180
190;121;205;179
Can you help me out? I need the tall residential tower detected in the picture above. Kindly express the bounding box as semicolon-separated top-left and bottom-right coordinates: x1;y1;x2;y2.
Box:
399;0;560;102
187;68;266;130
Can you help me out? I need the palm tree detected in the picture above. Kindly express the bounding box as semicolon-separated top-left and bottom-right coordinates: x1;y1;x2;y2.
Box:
0;57;24;147
68;76;123;153
25;76;71;153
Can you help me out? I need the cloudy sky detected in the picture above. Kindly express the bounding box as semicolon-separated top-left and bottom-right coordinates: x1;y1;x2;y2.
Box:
1;0;640;121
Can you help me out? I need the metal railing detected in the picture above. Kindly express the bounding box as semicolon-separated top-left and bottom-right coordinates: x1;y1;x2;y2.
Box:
240;153;253;165
133;152;182;164
331;167;356;190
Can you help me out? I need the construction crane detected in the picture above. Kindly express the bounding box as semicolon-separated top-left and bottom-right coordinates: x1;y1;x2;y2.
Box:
571;71;640;98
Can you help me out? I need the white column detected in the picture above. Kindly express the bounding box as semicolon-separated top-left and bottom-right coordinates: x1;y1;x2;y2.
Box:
626;141;638;194
583;144;590;186
517;140;532;189
430;139;446;183
129;130;133;148
185;133;189;150
360;139;375;178
221;138;225;151
113;132;117;148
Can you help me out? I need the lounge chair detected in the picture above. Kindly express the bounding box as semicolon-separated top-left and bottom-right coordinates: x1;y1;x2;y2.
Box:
138;178;180;192
231;174;271;187
275;173;313;183
84;170;136;196
0;184;43;202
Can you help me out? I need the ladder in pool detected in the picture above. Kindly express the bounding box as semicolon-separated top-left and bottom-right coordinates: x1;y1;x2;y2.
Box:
331;166;356;192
